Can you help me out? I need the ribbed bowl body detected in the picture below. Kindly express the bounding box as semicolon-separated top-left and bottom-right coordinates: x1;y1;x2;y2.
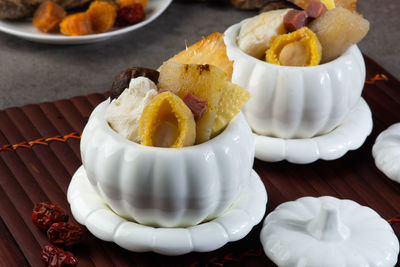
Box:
224;20;366;138
81;100;254;227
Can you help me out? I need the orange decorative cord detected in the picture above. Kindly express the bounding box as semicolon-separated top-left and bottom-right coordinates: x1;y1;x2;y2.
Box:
0;132;81;152
388;216;400;225
365;74;388;84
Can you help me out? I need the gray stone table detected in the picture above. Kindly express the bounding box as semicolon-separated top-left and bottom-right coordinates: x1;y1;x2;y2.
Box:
0;0;398;109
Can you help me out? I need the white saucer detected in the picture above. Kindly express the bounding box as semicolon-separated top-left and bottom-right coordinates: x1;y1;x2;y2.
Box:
0;0;171;44
372;123;400;183
67;166;267;256
254;98;373;164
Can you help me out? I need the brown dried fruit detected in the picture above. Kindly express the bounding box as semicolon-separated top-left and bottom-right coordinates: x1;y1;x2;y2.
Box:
230;0;269;10
87;1;117;33
115;3;145;27
60;12;93;36
32;202;69;230
33;1;66;33
118;0;148;8
41;244;78;267
259;0;300;13
110;67;159;99
47;222;84;248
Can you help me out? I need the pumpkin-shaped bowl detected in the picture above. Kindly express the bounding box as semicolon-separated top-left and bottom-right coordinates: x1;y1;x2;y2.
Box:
224;19;366;139
80;99;255;228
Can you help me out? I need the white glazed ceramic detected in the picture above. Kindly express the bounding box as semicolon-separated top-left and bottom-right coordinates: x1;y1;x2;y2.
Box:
67;166;268;255
260;196;399;267
0;0;171;44
80;99;255;228
255;98;373;164
224;19;366;139
373;123;400;183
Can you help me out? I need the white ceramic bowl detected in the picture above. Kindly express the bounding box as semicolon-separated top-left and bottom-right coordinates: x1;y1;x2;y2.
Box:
80;99;254;228
224;20;366;139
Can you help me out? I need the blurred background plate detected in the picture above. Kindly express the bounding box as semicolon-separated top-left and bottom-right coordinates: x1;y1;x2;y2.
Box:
0;0;172;44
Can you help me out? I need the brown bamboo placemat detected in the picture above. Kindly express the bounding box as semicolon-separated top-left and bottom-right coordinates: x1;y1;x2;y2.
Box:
0;55;399;266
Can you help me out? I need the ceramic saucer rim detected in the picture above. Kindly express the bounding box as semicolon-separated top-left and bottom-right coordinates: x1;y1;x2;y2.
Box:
67;166;268;256
254;97;373;164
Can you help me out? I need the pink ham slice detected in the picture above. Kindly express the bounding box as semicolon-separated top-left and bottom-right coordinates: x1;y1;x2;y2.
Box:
306;1;328;18
183;93;208;121
284;10;308;32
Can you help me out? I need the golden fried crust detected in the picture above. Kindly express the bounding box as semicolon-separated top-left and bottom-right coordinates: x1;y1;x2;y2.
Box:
166;32;234;81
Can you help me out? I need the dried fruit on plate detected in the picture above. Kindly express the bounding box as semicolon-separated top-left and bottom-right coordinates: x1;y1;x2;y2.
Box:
32;202;69;230
118;0;148;8
259;1;300;13
309;7;369;63
158;62;226;144
165;32;233;81
60;12;93;36
139;91;196;148
47;222;84;248
41;244;78;267
266;27;322;66
115;3;145;27
32;1;66;33
87;1;117;33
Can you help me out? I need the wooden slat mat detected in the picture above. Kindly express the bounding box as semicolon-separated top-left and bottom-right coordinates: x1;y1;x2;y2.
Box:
1;55;400;266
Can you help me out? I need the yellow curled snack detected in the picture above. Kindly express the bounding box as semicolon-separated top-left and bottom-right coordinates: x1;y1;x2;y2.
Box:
139;91;196;148
266;27;322;67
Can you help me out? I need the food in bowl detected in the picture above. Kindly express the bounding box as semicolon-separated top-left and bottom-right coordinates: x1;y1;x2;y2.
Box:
107;62;250;146
224;5;367;138
81;63;254;227
236;1;369;66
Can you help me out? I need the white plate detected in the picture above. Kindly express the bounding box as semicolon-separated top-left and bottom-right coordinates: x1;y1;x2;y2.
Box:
0;0;172;44
254;98;373;164
67;166;268;256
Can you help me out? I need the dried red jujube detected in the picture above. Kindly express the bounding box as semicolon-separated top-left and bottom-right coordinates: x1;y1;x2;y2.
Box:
115;3;145;27
41;244;78;267
32;202;69;230
47;222;84;248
